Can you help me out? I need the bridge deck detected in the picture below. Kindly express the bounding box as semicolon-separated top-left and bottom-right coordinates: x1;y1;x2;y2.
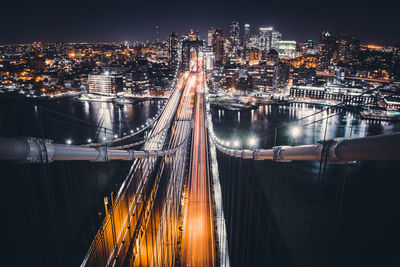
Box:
181;73;215;266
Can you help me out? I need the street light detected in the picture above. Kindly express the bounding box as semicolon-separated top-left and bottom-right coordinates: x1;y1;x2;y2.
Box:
247;136;258;148
233;140;240;148
66;139;72;145
87;138;92;143
291;126;301;138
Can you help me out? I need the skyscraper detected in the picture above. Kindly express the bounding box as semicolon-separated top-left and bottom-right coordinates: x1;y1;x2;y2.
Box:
212;28;225;65
243;24;251;62
317;31;337;70
243;24;250;47
207;28;215;47
167;32;178;66
271;31;282;49
259;27;273;51
229;21;240;54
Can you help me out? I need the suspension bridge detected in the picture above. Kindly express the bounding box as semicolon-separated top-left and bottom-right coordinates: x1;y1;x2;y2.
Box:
1;50;400;267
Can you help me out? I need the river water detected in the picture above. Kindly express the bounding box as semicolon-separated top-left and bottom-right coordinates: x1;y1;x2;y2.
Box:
211;103;400;267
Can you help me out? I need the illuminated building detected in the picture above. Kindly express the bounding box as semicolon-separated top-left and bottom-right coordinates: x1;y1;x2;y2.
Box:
290;84;377;106
297;40;317;56
334;66;345;84
229;21;240;55
317;31;337;70
243;24;251;61
243;24;250;47
204;47;214;70
212;28;226;66
290;67;316;86
208;28;215;47
337;34;360;66
168;32;178;66
259;27;273;51
248;50;280;92
88;72;123;95
275;40;296;59
271;31;282;49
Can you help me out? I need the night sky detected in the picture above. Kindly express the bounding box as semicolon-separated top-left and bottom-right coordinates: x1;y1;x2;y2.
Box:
1;0;399;45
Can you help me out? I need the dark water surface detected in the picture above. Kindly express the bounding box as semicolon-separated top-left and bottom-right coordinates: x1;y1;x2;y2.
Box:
212;103;400;267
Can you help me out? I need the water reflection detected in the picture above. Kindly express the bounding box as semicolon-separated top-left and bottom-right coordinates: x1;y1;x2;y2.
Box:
211;103;397;149
0;98;165;145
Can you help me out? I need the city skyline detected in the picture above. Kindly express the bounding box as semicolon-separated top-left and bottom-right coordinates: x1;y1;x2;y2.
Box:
1;0;399;45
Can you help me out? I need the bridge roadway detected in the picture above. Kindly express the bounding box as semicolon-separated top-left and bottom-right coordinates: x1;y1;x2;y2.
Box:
82;70;216;266
82;72;190;266
133;72;196;266
181;72;216;266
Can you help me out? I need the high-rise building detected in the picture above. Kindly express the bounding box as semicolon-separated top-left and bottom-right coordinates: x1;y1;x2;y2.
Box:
212;28;225;66
243;24;251;47
337;34;360;66
88;72;123;95
229;21;240;54
317;31;337;70
243;24;251;62
167;32;178;66
207;28;215;47
248;50;281;93
271;31;282;49
259;27;273;51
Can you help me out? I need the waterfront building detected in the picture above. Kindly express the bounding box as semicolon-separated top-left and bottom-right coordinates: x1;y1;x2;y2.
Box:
88;72;123;95
290;67;317;86
290;84;377;106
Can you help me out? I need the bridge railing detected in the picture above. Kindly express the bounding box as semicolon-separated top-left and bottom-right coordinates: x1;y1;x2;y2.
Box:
210;132;400;163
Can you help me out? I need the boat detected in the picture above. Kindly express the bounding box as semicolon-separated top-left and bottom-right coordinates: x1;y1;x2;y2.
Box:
77;93;116;102
114;97;133;105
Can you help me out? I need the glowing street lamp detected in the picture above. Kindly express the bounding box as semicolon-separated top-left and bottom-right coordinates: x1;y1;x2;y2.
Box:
291;126;301;138
66;139;72;145
247;136;258;148
87;138;92;143
233;140;240;148
114;134;118;138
